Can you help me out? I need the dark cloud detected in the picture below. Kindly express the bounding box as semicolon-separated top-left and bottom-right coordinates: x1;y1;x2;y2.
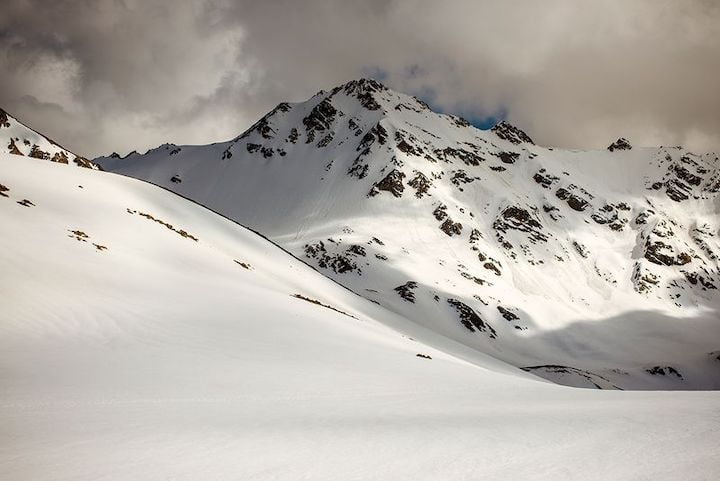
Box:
1;0;719;156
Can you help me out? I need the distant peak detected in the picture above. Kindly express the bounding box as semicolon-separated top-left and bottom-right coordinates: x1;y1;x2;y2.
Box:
341;77;389;93
331;78;390;111
607;138;632;152
491;121;534;145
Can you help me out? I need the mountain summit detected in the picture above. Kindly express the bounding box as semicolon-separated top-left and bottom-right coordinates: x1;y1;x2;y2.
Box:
96;79;720;390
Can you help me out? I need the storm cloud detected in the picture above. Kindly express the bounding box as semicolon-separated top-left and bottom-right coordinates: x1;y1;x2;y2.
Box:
1;0;719;157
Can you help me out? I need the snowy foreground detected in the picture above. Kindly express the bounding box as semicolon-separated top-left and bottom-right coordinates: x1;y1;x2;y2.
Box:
2;155;719;480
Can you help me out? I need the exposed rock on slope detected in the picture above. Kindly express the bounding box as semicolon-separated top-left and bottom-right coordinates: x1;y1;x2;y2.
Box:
0;108;99;169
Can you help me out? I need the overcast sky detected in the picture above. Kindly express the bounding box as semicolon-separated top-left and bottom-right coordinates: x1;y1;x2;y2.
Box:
2;0;719;157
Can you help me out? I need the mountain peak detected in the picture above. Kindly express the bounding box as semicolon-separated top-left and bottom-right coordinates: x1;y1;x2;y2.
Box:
340;77;389;95
330;77;392;111
95;79;720;391
491;120;534;145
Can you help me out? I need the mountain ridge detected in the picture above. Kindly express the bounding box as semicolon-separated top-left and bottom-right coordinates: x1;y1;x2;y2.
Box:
0;107;99;169
95;78;720;390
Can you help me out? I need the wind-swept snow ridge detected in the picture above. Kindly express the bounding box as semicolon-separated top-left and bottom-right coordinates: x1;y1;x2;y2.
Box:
97;78;720;390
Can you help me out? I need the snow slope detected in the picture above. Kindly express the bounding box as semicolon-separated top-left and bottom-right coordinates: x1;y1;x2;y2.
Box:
0;107;98;169
97;79;720;390
2;153;719;480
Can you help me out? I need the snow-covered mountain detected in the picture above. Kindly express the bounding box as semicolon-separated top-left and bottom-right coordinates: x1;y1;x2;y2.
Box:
97;78;720;390
0;107;98;169
3;153;720;481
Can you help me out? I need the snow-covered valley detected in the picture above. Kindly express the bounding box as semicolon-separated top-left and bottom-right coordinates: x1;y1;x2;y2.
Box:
1;153;719;480
1;78;720;479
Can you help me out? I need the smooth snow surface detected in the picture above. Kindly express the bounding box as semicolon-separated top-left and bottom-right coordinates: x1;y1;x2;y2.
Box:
2;154;720;480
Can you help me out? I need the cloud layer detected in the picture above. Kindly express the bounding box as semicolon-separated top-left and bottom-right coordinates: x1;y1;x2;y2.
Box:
2;0;719;157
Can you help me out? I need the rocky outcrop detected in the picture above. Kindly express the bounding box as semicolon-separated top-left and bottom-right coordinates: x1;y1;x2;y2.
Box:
447;299;497;338
303;99;338;143
407;171;432;198
368;169;406;198
394;281;418;303
607;138;632;152
491;121;534;145
493;205;547;244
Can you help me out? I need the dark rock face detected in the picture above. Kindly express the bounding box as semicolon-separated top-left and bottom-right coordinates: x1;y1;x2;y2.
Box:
73;157;98;169
632;262;659;293
555;188;589;212
349;123;388;180
497;151;520;164
665;179;690;202
450;170;478;191
396;132;423;156
408;171;432;198
0;108;10;128
317;133;334;147
646;366;683;379
533;169;559;189
369;169;406;198
497;306;519;321
343;78;386;110
347;245;366;257
29;145;49;160
483;262;501;276
608;138;632;152
447;299;497;338
644;240;692;266
287;128;299;143
303;99;338;143
674;165;702;186
493;205;548;243
573;241;589;258
7;139;23;155
433;204;448;221
359;123;388;152
591;204;618;225
440;218;463;236
683;271;717;290
438;147;484;166
394;281;418;303
650;153;715;202
491;121;534;145
303;241;361;274
51;152;69;164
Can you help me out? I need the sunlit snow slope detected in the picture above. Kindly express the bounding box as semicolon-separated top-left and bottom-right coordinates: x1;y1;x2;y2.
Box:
0;108;98;169
98;79;720;389
2;154;720;480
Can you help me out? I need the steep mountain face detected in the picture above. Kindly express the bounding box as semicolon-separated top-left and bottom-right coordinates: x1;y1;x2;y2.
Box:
97;79;720;390
4;153;720;481
0;108;98;169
